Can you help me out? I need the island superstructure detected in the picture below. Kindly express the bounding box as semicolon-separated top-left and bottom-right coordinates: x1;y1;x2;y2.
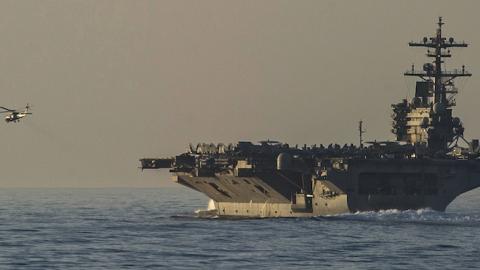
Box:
140;18;480;218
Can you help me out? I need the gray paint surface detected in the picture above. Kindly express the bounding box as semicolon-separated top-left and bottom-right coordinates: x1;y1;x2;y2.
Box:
0;0;479;187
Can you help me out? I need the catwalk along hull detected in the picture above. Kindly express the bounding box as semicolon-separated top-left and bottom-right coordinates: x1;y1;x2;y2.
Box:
172;159;480;218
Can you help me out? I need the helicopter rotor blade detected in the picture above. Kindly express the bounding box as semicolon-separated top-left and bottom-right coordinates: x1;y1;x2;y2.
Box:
0;107;15;112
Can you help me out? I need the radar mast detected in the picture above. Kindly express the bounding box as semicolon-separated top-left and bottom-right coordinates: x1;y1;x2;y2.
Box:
392;17;471;153
404;17;471;106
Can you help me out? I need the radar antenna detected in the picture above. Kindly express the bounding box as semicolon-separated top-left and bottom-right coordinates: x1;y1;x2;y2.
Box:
402;17;471;152
404;16;471;105
359;120;366;148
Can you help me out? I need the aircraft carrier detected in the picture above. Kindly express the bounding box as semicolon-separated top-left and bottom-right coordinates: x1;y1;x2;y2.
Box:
140;18;480;218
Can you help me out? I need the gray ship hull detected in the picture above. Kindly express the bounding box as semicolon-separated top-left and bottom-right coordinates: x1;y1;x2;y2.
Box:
172;159;480;218
140;18;480;218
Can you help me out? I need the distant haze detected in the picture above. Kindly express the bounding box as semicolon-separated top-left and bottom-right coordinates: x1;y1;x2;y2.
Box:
0;0;479;187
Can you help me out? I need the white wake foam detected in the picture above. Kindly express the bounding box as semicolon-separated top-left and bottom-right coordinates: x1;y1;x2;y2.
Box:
326;208;480;225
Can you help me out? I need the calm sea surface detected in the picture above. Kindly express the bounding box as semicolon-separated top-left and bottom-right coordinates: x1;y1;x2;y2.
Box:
0;187;479;269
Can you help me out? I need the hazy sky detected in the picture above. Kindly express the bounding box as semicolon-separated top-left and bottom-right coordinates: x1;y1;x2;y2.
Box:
0;0;479;187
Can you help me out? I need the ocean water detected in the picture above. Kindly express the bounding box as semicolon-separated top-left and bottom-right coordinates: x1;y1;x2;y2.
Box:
0;187;479;269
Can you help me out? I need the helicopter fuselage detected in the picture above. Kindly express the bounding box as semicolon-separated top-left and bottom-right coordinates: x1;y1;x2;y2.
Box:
5;112;27;123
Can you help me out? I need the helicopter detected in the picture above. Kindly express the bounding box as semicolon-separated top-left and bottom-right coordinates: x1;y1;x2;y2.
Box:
0;104;32;123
